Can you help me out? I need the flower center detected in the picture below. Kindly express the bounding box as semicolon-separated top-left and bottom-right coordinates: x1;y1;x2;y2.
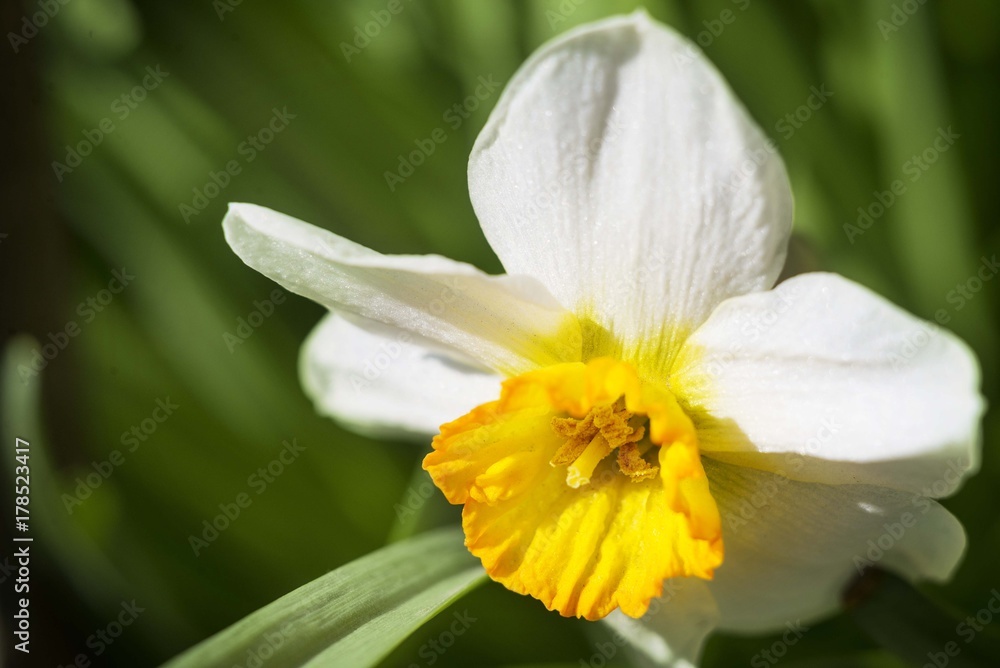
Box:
422;357;723;620
550;397;659;488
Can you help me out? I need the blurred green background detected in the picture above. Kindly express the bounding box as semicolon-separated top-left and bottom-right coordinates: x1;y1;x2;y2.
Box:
3;0;999;666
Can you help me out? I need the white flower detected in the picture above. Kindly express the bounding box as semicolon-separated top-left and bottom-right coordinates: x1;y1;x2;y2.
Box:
222;12;983;667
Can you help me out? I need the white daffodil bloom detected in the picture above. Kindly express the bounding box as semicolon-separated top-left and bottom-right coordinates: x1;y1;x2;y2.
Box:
222;12;984;667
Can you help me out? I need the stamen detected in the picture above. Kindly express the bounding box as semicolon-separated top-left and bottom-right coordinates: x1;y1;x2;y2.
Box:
550;414;598;466
552;413;594;438
617;442;660;481
591;398;635;447
566;434;612;488
550;396;655;487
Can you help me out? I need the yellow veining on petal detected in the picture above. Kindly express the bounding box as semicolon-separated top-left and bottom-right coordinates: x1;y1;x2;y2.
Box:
423;357;723;620
497;310;585;376
572;310;697;384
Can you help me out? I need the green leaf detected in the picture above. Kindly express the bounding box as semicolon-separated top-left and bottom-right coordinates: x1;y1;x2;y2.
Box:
163;527;485;668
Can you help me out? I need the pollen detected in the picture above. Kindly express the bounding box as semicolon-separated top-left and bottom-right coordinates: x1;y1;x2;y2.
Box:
550;396;656;486
423;357;723;620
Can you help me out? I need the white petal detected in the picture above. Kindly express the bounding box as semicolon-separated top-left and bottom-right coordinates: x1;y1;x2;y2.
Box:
300;313;503;440
469;12;792;366
704;458;966;633
604;579;718;668
673;273;984;496
223;203;581;375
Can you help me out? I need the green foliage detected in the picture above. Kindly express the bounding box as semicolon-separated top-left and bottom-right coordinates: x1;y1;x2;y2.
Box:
10;0;998;666
163;528;485;668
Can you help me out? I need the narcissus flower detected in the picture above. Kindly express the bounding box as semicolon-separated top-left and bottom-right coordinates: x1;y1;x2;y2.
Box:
223;12;983;666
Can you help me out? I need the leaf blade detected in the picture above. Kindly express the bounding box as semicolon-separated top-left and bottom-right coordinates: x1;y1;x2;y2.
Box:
163;527;485;668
